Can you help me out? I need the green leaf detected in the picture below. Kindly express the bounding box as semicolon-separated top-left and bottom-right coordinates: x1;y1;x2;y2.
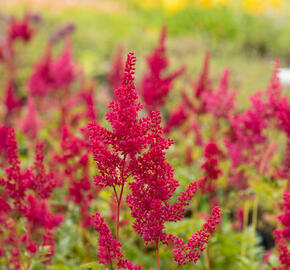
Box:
80;262;105;269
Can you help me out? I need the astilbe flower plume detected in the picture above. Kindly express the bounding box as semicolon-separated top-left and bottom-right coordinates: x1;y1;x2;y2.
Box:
89;52;221;268
0;129;62;268
51;38;75;90
0;125;9;157
88;52;153;268
140;26;185;111
273;191;290;269
28;38;75;97
164;88;195;134
266;59;284;118
92;212;141;270
21;96;39;140
107;45;124;94
198;142;222;205
28;47;54;97
164;53;212;134
203;68;237;119
276;97;290;182
88;53;152;254
224;60;287;189
7;15;34;43
79;81;98;121
88;52;151;189
4;79;22;115
29;141;56;199
54;125;98;227
164;103;187;133
168;206;221;266
191;120;204;147
193;52;212;114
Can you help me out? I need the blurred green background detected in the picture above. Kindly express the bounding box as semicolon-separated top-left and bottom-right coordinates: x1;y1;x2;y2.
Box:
2;0;290;109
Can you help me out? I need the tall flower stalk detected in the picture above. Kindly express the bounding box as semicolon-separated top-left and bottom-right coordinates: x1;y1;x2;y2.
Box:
89;52;221;269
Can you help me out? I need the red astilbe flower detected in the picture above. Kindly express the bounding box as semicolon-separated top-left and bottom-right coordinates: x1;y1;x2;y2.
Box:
28;39;75;97
0;125;9;156
164;89;195;134
276;98;290;180
224;92;269;189
21;96;39;140
51;38;75;90
88;52;151;189
191;120;204;147
277;101;290;138
107;45;124;94
203;68;237;119
164;103;188;133
81;89;97;121
25;194;63;232
193;52;212;114
127;111;221;266
29;142;56;199
140;26;185;111
224;60;289;190
0;43;4;62
92;212;141;269
266;59;284;118
28;47;54;97
273;191;290;269
89;52;221;268
88;53;154;253
199;142;222;195
165;53;213;134
1;129;27;212
0;129;62;268
127;110;179;245
7;15;34;43
168;206;221;266
4;79;22;114
56;125;98;227
78;78;98;122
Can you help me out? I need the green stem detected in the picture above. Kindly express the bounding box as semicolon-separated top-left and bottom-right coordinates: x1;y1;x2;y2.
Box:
116;182;125;243
251;195;259;263
156;240;160;270
205;245;211;270
241;200;249;257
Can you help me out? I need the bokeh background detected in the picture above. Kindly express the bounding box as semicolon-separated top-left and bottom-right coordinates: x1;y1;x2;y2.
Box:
2;0;290;108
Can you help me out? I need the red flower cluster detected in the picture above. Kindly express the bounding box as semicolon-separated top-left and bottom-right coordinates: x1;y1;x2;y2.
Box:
0;129;62;268
140;26;186;111
203;68;237;118
4;80;22;115
7;15;34;43
165;53;236;135
89;52;221;268
273;191;290;269
92;212;141;269
168;206;221;266
28;38;75;97
54;125;98;227
199;142;222;195
107;45;124;94
164;103;187;134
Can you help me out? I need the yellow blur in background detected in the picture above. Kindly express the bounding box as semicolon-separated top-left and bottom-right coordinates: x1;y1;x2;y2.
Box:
134;0;283;14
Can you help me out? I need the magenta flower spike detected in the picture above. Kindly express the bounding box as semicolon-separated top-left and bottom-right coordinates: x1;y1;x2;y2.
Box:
89;52;221;269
